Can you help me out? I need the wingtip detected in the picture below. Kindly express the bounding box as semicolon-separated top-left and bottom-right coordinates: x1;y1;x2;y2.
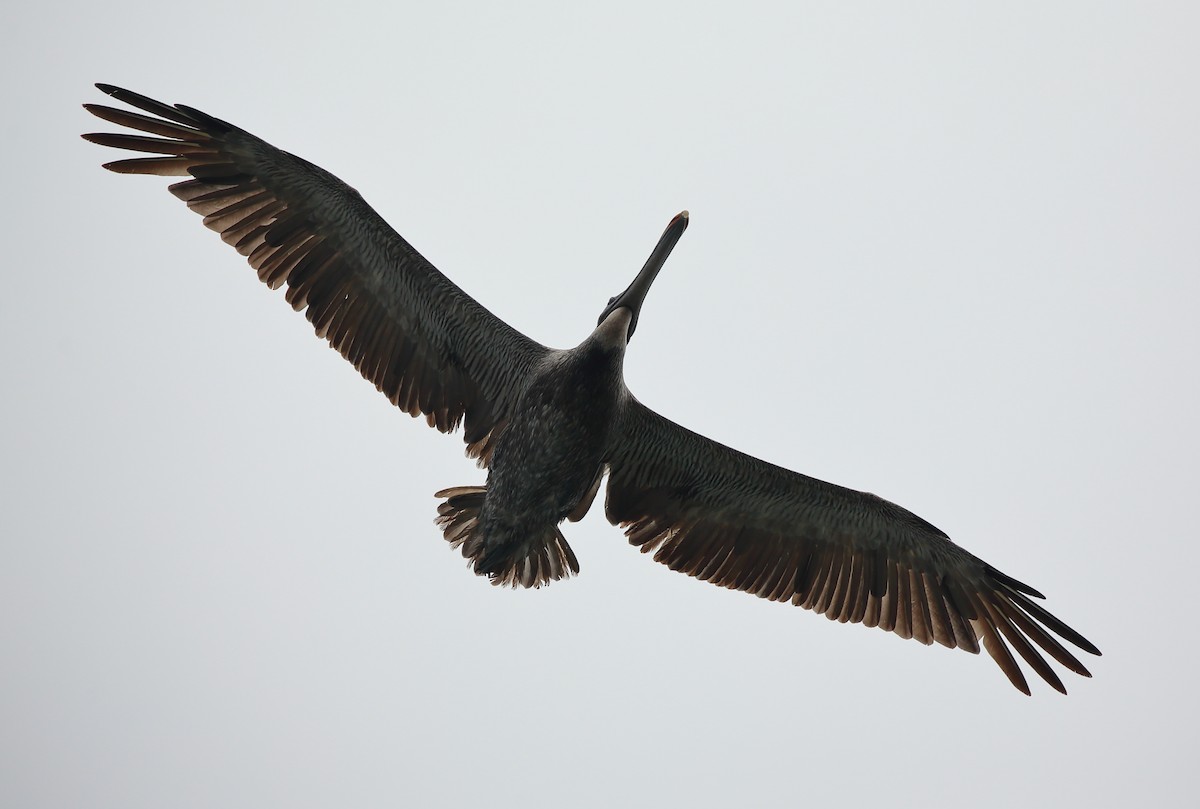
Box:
1071;635;1102;658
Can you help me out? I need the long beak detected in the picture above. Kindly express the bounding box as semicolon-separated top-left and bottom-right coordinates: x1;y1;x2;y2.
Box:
598;210;689;338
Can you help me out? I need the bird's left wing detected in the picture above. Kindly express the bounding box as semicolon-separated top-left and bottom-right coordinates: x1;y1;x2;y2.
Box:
604;399;1100;694
83;84;549;461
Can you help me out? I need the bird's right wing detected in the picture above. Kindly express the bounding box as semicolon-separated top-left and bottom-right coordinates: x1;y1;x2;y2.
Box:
604;399;1100;694
83;84;549;462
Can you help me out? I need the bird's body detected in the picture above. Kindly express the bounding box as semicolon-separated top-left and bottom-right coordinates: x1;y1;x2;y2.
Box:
84;84;1101;694
447;316;631;586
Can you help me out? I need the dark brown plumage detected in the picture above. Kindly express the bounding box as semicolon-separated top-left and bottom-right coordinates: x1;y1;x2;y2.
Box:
84;84;1100;694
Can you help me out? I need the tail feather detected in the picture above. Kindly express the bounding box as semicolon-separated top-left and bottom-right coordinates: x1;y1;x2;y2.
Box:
435;486;579;588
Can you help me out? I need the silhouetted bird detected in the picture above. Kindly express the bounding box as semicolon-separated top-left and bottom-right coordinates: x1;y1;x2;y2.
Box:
83;84;1100;694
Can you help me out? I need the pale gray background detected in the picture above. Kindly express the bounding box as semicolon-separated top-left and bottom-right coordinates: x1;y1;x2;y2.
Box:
3;2;1197;807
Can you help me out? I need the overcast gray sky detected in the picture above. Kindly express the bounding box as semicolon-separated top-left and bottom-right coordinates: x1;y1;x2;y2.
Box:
4;2;1198;807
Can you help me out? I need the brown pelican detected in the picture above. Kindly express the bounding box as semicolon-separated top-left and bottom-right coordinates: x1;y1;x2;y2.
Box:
83;84;1100;694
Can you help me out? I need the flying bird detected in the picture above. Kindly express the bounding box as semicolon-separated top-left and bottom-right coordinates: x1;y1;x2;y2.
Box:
83;84;1100;694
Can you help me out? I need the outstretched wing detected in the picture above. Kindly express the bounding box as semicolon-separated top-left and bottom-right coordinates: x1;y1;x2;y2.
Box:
83;84;549;461
604;399;1100;694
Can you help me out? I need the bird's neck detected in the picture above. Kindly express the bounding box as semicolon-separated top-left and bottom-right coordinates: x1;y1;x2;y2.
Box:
592;308;633;350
